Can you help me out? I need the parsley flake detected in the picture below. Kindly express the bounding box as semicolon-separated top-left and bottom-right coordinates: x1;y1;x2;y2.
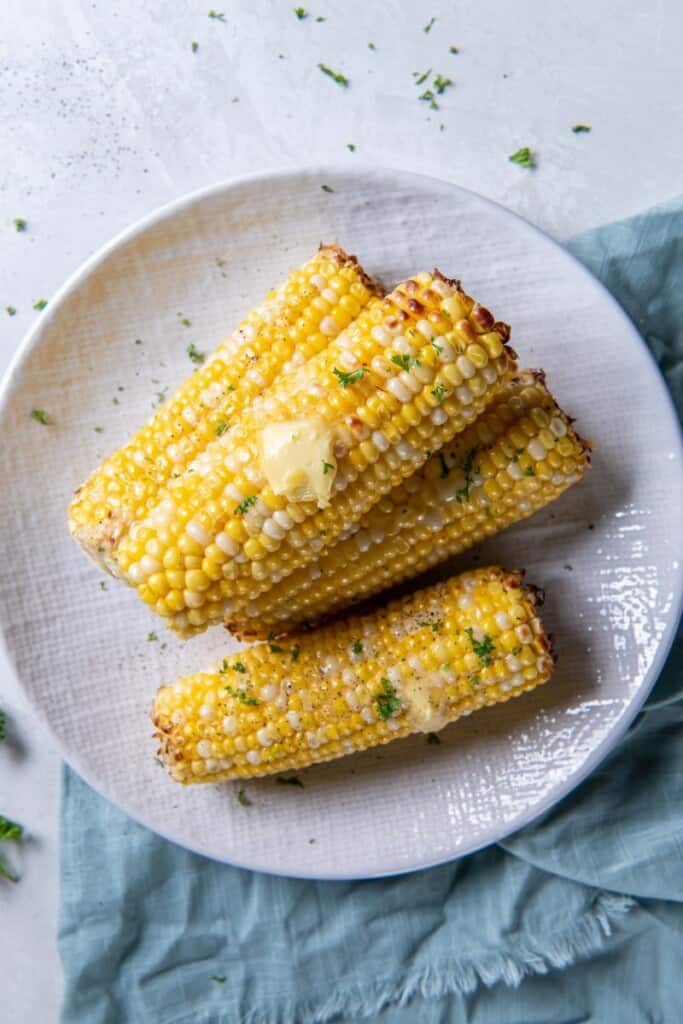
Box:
234;495;257;515
211;975;227;983
318;63;349;87
99;581;107;591
13;218;27;232
449;45;459;54
294;6;308;17
431;339;443;354
187;342;205;365
564;563;574;571
93;426;104;434
225;685;258;706
414;68;431;85
231;661;247;673
333;366;366;387
291;644;301;662
191;41;199;52
208;10;226;20
572;124;591;133
268;640;284;653
320;184;334;192
33;298;47;311
431;381;448;404
524;465;535;476
30;409;48;425
351;639;363;655
419;89;439;109
237;788;252;806
0;815;23;841
511;646;522;655
374;678;401;721
454;447;478;503
470;673;480;686
322;460;335;475
346;143;356;152
178;314;191;326
215;420;228;437
433;75;453;95
423;16;436;32
5;306;16;316
368;41;376;50
509;147;534;168
147;632;158;642
277;775;304;787
0;710;5;742
391;353;420;371
464;628;495;666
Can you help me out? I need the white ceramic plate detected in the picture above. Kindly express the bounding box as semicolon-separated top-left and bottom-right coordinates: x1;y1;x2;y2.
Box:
1;167;681;880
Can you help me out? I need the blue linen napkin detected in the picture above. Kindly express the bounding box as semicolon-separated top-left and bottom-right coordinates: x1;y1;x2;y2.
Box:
59;198;683;1024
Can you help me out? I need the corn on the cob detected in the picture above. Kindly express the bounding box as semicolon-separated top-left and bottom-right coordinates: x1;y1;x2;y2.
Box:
68;245;379;572
229;371;591;637
118;273;516;635
153;567;553;783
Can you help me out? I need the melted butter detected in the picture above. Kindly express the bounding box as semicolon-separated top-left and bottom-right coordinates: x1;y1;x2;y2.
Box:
402;673;450;733
260;417;336;508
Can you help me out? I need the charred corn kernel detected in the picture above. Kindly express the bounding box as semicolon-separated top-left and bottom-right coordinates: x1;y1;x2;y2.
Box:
68;245;380;572
228;371;591;637
118;272;515;635
153;567;553;783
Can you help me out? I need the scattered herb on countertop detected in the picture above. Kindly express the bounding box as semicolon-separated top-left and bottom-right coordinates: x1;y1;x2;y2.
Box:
368;41;376;50
277;776;304;787
419;90;438;109
346;143;356;151
509;147;534;168
294;6;308;17
433;74;452;95
178;313;191;326
13;218;27;232
320;183;334;192
374;678;401;720
333;366;366;387
208;9;226;20
449;45;459;54
318;63;349;86
147;632;158;642
211;975;227;983
234;495;257;515
465;628;495;666
237;788;252;806
413;68;431;85
99;581;107;591
33;298;47;311
572;124;591;133
30;409;48;425
423;16;436;32
187;343;205;365
154;756;163;767
564;563;574;571
5;306;16;316
93;426;104;434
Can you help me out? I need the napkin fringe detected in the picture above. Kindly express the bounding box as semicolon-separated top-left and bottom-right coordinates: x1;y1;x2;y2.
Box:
172;890;636;1024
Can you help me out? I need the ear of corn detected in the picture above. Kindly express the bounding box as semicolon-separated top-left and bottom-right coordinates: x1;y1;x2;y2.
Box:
153;567;553;783
68;245;379;572
229;371;591;637
118;273;516;636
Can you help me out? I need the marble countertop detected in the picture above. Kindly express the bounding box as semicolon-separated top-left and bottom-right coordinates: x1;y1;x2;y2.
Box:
1;0;681;1018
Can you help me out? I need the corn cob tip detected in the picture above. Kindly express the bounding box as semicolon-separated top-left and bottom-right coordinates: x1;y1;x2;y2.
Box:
317;242;382;295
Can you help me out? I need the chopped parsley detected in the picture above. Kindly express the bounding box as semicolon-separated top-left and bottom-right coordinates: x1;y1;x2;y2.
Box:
5;306;16;316
524;465;535;476
368;41;376;50
454;447;478;503
187;342;205;365
0;710;5;742
316;15;325;21
291;644;301;662
99;581;107;591
572;124;591;133
13;218;27;232
449;45;459;54
374;678;401;721
431;339;443;354
215;420;228;437
277;775;304;787
346;143;356;152
333;366;366;387
511;646;522;655
390;353;420;371
320;184;334;192
208;10;226;20
438;452;450;479
30;409;48;425
418;619;443;632
112;396;119;405
564;563;574;571
234;495;257;515
94;426;104;434
464;627;495;666
237;788;252;806
33;298;47;311
322;460;335;475
294;6;307;17
211;975;227;983
418;89;438;110
154;756;163;767
433;74;452;94
191;40;199;52
178;313;191;326
426;732;441;745
414;68;431;85
470;673;480;686
268;633;284;653
0;815;22;841
225;685;258;706
509;147;534;168
231;661;247;673
318;63;349;87
147;632;158;642
431;381;448;403
423;16;436;32
215;257;225;267
351;639;363;655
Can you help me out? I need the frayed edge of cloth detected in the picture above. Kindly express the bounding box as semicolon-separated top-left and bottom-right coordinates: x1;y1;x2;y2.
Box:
170;890;636;1024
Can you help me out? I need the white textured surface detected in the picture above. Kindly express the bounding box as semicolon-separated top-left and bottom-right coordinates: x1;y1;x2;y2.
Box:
1;1;682;1019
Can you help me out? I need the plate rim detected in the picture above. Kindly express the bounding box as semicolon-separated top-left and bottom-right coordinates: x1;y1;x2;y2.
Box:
1;163;682;880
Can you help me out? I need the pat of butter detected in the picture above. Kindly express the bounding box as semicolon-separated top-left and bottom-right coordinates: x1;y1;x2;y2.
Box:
402;676;450;733
260;417;336;508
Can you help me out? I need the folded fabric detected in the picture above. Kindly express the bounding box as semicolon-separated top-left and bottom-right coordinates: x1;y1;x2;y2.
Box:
59;197;683;1024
